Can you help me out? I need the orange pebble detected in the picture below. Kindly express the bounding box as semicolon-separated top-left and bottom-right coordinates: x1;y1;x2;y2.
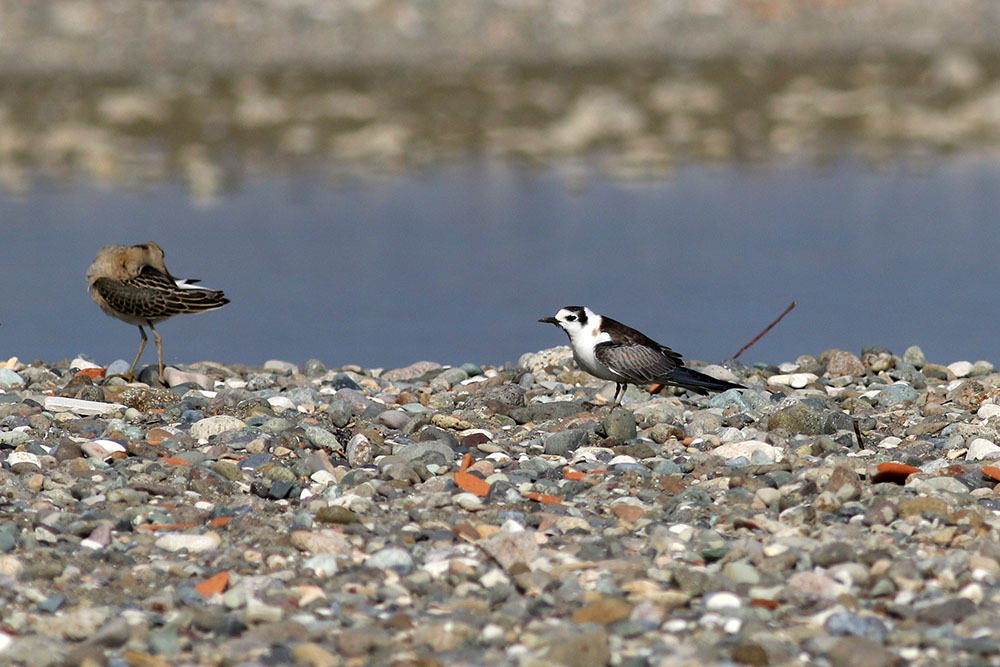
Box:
455;471;491;497
194;571;230;597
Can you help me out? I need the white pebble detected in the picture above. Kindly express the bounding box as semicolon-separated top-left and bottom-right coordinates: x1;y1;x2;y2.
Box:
43;396;124;416
668;524;695;541
454;492;485;511
966;438;1000;461
190;415;246;441
479;568;510;589
422;559;451;578
948;361;974;378
704;591;742;610
958;582;984;603
663;619;688;632
267;396;296;412
155;533;221;552
481;623;505;641
0;555;22;576
763;543;789;557
310;470;337;486
82;439;126;461
877;436;902;449
346;433;373;467
500;519;525;533
302;553;339;577
767;373;817;388
977;403;1000;420
70;357;102;370
699;364;741;383
713;440;783;463
7;451;40;469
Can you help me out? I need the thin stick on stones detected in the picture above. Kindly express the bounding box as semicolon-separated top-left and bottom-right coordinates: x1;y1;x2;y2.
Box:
853;420;865;448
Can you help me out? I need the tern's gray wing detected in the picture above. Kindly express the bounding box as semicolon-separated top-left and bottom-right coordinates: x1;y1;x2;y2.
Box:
93;266;228;321
595;341;682;383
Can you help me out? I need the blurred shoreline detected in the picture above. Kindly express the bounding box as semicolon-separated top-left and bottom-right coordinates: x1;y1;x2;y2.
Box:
2;1;1000;75
2;1;1000;195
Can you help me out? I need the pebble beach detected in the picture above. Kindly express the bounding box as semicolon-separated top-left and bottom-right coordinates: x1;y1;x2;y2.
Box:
4;2;1000;666
1;345;1000;666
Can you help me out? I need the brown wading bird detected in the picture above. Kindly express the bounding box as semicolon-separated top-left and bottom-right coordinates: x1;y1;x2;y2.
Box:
87;242;229;383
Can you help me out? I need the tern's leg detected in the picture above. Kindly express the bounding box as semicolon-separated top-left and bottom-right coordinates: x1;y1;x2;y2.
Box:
150;322;165;385
613;383;625;407
127;326;148;380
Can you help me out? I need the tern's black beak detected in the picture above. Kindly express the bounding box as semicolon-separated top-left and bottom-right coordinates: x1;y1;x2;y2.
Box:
539;317;558;325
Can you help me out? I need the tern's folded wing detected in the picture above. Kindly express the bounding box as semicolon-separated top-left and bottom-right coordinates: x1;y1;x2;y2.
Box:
594;341;682;383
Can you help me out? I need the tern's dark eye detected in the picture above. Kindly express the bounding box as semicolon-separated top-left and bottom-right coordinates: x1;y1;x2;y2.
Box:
565;315;576;321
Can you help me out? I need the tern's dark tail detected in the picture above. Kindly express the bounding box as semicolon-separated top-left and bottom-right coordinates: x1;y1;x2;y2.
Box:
664;366;744;395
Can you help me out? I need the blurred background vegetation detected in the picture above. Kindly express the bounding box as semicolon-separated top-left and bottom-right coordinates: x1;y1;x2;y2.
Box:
3;0;1000;198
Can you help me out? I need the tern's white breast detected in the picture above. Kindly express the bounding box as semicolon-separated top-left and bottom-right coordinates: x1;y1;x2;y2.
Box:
569;324;616;380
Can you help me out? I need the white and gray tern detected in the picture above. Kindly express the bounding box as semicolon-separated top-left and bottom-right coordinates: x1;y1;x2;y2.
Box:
540;306;743;406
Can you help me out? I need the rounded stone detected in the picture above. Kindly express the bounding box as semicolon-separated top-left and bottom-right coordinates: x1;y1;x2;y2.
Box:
0;369;25;387
876;383;919;407
966;438;1000;461
704;591;741;610
155;533;221;552
947;360;974;378
304;425;342;451
826;350;865;377
346;433;373;467
365;547;413;572
603;408;637;441
8;451;41;474
902;345;926;368
543;428;590;456
377;410;410;430
767;403;829;435
190;415;246;440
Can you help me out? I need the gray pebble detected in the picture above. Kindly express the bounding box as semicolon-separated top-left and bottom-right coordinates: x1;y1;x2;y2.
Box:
902;345;926;368
302;359;328;376
365;547;413;573
0;369;26;387
326;399;353;427
543;428;590;456
377;410;410;429
508;402;584;424
824;612;888;641
653;460;681;475
811;542;855;567
767;402;831;435
876;383;920;407
393;440;454;462
603;408;637;441
305;425;342;451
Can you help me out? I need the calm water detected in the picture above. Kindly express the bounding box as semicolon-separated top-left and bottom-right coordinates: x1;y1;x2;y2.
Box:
4;156;1000;371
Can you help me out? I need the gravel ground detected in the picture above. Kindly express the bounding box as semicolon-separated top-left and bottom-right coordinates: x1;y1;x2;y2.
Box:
1;345;1000;665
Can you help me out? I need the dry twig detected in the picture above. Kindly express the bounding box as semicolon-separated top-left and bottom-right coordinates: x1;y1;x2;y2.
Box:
733;300;797;360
